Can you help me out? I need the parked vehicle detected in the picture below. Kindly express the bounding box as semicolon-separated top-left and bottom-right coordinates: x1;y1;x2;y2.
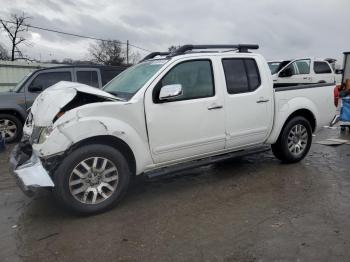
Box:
10;44;337;214
268;58;336;86
0;65;127;142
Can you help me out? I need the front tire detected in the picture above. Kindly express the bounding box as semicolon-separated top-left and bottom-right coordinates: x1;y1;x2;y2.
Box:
53;144;131;215
271;116;312;163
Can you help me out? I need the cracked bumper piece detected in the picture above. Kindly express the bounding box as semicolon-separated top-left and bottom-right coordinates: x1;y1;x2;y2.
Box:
9;142;54;196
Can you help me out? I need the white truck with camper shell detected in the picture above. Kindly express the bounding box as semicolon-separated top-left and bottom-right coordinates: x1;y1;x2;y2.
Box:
10;44;337;214
268;58;336;86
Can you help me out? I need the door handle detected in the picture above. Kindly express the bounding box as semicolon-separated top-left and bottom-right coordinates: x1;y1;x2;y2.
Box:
207;105;223;110
256;99;270;103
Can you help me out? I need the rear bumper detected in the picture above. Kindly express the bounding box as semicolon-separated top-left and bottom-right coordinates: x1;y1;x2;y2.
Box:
9;141;54;196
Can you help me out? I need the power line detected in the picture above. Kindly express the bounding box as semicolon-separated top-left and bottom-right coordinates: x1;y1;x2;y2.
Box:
0;18;151;53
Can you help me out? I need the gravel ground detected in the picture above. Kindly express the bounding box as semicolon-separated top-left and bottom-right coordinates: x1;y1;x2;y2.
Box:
1;128;350;262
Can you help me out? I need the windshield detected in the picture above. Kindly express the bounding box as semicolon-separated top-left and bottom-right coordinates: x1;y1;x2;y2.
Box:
12;72;33;92
103;60;168;100
268;62;281;74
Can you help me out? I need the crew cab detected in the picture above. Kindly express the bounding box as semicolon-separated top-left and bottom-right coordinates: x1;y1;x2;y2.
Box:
0;65;127;143
268;58;336;86
9;44;337;214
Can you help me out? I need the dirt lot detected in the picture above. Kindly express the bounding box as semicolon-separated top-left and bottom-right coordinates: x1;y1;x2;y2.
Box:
1;128;350;262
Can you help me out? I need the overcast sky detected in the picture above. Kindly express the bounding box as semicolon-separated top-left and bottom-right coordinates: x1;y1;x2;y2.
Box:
0;0;349;64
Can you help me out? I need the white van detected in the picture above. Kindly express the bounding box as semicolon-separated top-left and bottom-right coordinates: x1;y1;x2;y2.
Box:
268;58;335;86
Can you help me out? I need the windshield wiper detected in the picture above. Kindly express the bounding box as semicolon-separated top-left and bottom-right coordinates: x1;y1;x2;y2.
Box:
106;91;127;101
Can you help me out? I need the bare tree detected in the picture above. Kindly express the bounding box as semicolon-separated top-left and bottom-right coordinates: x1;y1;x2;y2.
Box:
129;51;141;64
89;40;125;66
0;13;30;61
0;43;9;60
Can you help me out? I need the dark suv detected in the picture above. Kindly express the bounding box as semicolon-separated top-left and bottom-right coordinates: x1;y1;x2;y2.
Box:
0;65;127;142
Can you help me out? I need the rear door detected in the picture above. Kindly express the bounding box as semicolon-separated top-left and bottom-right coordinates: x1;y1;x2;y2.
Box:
221;57;274;149
24;69;73;108
74;68;102;88
313;61;335;83
294;59;312;84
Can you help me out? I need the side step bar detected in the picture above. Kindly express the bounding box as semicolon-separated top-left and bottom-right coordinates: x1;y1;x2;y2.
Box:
145;146;270;179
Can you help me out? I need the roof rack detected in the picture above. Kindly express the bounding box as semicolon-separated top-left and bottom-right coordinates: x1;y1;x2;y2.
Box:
172;44;259;55
140;44;259;62
140;52;170;62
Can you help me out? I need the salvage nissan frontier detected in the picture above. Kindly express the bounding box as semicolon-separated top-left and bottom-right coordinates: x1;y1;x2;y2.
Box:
9;44;337;214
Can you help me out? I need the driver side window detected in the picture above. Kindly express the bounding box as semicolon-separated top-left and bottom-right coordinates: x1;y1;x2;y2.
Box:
284;63;297;75
29;71;72;92
154;60;215;103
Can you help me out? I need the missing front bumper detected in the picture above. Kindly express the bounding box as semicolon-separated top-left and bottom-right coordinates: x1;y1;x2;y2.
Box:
9;141;54;196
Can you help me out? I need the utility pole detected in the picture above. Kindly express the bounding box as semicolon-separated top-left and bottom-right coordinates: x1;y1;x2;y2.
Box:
126;40;129;65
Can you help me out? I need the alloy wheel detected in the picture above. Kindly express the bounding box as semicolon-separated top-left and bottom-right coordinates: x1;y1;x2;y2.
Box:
0;119;17;141
69;157;119;204
287;124;308;156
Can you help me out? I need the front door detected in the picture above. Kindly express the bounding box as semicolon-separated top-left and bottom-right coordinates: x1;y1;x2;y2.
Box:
276;59;312;85
145;59;226;164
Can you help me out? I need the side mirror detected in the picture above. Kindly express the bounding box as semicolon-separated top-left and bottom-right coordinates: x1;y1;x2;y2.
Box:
279;67;293;77
335;69;343;74
159;84;183;101
28;85;43;92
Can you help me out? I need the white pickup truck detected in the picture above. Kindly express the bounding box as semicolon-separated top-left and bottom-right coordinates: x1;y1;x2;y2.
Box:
9;44;336;214
268;58;336;86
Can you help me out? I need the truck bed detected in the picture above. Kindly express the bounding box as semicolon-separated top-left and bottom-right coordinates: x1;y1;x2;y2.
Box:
267;82;336;143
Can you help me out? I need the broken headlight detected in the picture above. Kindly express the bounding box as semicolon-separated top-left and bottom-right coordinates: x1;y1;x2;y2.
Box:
26;112;33;127
38;126;54;144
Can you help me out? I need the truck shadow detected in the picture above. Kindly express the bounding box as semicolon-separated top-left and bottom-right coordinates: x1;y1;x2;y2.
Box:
19;151;279;220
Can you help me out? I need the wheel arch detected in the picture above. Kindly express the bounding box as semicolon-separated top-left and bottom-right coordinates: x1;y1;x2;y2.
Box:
267;106;317;144
283;109;316;133
68;135;137;176
0;109;26;123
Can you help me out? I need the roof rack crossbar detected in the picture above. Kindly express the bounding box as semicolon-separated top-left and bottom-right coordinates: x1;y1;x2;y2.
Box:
172;44;259;55
140;44;259;62
140;52;170;62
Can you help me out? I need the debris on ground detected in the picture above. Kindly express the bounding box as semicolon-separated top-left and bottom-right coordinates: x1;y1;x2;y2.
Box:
316;138;349;146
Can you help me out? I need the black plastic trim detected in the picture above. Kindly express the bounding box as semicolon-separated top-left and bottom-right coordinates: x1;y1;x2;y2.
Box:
171;44;259;56
145;146;270;179
274;83;334;92
140;52;170;62
343;52;349;83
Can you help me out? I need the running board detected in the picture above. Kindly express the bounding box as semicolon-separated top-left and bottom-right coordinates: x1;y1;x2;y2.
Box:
145;146;270;179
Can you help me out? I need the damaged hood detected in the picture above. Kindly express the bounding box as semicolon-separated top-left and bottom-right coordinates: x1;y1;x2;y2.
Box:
31;81;118;126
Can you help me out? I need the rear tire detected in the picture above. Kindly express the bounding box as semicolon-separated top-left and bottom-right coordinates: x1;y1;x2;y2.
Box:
53;144;131;215
0;114;22;143
271;116;312;163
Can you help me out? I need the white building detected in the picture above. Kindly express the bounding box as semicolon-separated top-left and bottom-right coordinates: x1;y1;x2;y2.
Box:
0;60;61;92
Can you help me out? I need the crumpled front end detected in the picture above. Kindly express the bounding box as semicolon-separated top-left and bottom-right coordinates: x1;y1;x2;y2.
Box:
9;140;54;196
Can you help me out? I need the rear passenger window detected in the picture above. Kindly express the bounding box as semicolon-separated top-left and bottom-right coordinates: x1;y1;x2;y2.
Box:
77;71;99;87
314;62;332;74
222;58;261;94
295;59;310;74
